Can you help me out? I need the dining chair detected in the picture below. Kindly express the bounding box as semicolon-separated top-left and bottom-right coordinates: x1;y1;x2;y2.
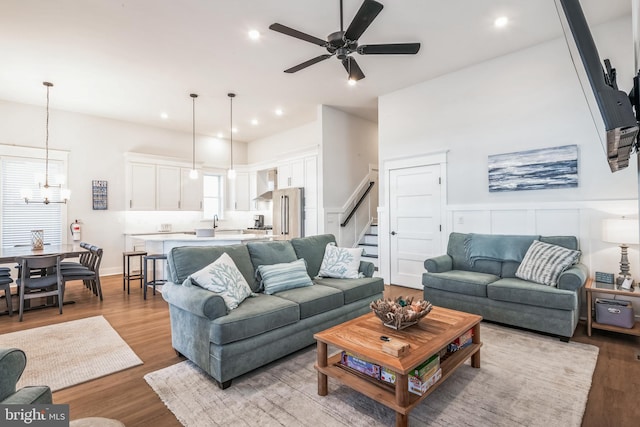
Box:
61;246;104;301
0;267;13;316
16;255;64;322
59;242;93;271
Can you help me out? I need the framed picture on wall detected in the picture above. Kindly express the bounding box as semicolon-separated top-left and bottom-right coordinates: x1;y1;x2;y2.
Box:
92;180;108;210
488;145;578;192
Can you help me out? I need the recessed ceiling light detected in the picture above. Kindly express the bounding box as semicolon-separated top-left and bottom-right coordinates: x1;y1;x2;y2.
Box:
216;132;224;138
251;119;259;126
248;29;261;40
232;127;238;133
160;112;168;119
275;108;283;116
494;16;508;28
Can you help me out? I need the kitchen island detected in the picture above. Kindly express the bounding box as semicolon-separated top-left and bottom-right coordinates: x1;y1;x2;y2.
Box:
131;232;272;256
128;232;272;283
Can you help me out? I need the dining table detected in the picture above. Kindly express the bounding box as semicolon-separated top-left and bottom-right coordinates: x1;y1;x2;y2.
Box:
0;243;90;316
0;243;87;264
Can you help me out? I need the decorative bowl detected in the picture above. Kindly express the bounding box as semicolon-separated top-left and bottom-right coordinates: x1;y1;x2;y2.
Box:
370;297;433;330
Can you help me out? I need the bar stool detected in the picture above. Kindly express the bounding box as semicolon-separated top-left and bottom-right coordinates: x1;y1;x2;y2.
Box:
122;251;147;294
143;254;167;300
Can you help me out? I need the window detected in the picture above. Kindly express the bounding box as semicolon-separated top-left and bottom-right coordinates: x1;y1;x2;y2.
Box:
1;152;67;247
203;173;222;219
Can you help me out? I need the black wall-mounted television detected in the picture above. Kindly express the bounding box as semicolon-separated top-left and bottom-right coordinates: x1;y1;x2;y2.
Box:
555;0;638;172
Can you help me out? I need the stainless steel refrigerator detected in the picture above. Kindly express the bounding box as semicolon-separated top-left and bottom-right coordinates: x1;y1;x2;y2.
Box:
272;187;304;239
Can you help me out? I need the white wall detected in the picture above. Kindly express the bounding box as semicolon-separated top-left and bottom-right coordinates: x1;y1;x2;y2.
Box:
0;100;247;274
320;105;378;208
378;17;639;305
247;121;320;165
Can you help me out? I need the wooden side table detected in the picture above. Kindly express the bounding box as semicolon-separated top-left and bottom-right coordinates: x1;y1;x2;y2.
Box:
585;278;640;337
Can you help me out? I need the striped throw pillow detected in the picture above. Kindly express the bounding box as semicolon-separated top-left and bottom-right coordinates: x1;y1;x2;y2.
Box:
257;258;313;295
515;240;581;287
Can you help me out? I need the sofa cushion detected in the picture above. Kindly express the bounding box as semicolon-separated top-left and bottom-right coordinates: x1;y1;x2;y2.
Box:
210;294;299;345
246;240;297;272
515;240;581;287
423;270;498;298
314;277;384;304
487;278;577;311
290;234;336;278
272;284;344;319
189;252;254;310
539;236;578;250
257;258;313;295
317;243;363;279
168;245;259;292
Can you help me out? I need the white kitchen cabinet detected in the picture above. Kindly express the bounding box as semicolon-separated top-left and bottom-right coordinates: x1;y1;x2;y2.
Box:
180;168;203;211
249;171;257;210
128;162;156;210
234;172;250;211
126;157;203;211
156;165;181;210
277;158;304;189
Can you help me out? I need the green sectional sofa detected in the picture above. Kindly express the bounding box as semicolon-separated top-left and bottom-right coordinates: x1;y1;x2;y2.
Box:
162;234;384;388
422;233;588;340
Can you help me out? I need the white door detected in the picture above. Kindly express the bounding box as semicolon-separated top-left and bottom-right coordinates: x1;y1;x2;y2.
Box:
389;164;442;289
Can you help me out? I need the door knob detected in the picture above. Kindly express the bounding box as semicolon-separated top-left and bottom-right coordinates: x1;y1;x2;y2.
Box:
391;231;396;235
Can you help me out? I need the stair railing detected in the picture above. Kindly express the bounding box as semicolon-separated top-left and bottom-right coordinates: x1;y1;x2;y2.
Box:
341;181;375;227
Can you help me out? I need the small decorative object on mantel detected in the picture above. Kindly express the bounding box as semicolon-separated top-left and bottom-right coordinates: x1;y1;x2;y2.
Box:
370;297;433;330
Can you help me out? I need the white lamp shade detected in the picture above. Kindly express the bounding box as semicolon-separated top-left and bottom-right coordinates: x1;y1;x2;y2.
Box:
602;218;640;245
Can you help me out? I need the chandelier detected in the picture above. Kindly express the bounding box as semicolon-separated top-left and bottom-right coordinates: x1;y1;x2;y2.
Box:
21;82;71;204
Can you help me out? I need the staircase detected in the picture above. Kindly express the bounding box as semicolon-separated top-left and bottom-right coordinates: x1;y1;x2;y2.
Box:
359;224;380;277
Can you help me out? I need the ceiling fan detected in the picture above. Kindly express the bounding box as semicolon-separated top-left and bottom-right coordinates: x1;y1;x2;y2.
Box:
269;0;420;82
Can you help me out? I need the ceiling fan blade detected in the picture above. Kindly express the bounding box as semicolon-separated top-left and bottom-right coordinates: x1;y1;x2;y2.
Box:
342;56;365;81
344;0;384;42
358;43;421;55
269;23;327;47
284;54;333;73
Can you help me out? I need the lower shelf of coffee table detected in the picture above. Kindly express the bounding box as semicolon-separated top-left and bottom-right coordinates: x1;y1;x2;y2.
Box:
315;342;482;415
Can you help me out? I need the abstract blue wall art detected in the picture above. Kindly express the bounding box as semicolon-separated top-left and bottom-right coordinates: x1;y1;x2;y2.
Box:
488;145;578;192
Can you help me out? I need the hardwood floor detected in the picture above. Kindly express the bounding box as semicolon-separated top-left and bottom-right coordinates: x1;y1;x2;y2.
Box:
1;278;638;426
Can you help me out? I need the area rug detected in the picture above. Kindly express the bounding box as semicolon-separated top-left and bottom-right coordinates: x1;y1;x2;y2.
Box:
0;315;143;392
144;323;599;427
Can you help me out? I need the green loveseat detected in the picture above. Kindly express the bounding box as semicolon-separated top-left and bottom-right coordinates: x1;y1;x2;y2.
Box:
422;233;588;340
162;234;384;388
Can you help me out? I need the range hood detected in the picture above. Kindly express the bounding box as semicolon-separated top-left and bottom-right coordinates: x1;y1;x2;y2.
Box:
254;169;277;201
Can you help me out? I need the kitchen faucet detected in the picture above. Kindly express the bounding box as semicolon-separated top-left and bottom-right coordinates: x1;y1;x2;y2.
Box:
213;214;218;229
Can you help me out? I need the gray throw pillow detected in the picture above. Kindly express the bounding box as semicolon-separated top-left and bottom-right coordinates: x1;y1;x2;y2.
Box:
257;258;313;295
515;240;580;287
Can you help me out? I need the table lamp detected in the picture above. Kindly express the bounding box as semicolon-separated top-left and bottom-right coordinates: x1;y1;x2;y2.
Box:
602;217;640;289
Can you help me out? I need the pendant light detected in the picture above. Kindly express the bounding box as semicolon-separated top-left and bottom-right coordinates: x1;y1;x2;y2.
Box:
189;93;198;179
21;81;71;204
227;92;236;180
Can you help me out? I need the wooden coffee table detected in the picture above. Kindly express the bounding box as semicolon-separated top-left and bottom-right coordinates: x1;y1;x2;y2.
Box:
314;307;482;427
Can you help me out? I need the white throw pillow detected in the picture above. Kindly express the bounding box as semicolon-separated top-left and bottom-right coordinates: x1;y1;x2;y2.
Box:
515;240;581;287
317;243;363;279
189;252;253;310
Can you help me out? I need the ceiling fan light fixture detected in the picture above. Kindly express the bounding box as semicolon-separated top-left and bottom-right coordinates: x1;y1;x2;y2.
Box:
248;29;261;40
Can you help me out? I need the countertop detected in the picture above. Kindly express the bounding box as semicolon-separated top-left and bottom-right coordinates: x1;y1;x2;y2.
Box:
131;233;270;242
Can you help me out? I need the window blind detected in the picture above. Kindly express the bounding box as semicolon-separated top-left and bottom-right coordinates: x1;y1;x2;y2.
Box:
1;157;64;247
